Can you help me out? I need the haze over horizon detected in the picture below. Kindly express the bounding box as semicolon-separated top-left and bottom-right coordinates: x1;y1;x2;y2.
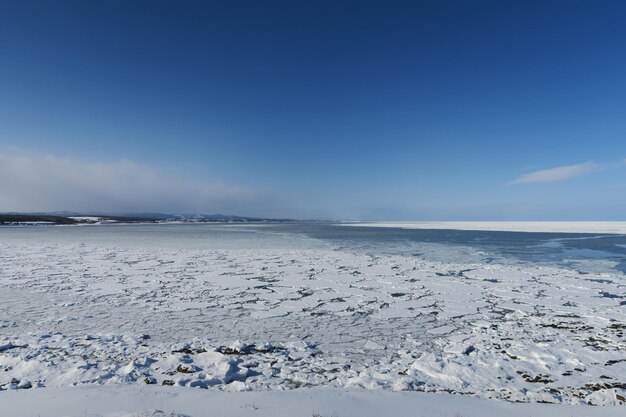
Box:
1;1;625;220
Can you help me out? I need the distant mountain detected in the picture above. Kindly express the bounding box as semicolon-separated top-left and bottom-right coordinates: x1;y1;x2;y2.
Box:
45;212;290;222
170;213;263;222
0;214;78;225
82;212;291;222
0;212;294;225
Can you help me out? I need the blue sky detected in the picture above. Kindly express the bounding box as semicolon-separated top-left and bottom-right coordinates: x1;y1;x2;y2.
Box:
1;1;625;219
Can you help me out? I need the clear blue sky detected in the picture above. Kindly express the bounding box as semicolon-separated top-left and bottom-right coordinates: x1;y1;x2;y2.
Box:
1;1;625;219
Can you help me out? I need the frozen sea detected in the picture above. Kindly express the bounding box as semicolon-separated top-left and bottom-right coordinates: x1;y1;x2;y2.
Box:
1;222;626;409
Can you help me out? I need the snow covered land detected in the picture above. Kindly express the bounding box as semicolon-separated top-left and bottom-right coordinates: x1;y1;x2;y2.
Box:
1;223;625;416
341;221;626;234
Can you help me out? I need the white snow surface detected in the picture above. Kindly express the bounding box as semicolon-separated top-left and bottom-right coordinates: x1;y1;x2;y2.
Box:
1;232;626;415
2;385;625;417
340;221;626;234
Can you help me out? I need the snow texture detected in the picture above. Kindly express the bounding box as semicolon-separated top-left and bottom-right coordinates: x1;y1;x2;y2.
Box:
1;240;626;409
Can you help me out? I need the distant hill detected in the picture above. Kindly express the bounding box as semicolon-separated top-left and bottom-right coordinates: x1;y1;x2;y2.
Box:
0;214;78;225
170;213;267;222
0;212;293;225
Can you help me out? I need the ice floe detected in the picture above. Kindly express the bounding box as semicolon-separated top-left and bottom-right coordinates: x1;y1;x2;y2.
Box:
1;239;625;406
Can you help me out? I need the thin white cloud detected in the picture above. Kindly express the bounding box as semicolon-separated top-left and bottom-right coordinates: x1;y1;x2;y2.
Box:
508;161;599;185
0;151;267;214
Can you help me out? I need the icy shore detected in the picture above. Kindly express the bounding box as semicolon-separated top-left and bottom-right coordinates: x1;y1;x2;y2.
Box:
2;385;626;417
1;239;625;411
340;221;626;234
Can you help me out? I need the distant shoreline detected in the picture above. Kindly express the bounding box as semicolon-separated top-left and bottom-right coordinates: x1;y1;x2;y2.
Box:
0;213;297;226
5;216;626;235
0;214;157;226
340;221;626;234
